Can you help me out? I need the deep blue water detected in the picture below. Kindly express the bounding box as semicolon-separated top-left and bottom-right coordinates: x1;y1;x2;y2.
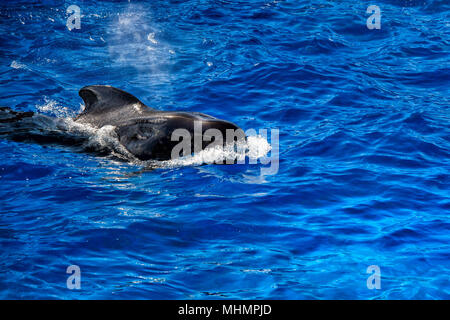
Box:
0;0;449;299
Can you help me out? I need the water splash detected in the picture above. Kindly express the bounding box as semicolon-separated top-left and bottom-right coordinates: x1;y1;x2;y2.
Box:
36;98;74;118
155;134;271;169
59;118;137;161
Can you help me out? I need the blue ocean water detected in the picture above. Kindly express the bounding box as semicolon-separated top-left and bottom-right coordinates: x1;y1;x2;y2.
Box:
0;0;449;299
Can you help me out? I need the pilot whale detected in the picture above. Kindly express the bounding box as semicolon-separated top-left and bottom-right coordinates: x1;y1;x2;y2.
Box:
0;85;245;161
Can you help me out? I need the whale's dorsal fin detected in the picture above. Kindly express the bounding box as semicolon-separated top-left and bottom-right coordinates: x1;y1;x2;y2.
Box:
78;85;153;115
76;85;155;127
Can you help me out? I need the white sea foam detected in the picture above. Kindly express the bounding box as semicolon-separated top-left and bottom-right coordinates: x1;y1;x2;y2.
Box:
60;118;137;161
156;134;271;169
10;60;27;70
246;135;272;159
36;98;73;118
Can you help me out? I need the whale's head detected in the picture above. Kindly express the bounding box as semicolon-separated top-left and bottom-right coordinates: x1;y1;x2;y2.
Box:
115;112;245;161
